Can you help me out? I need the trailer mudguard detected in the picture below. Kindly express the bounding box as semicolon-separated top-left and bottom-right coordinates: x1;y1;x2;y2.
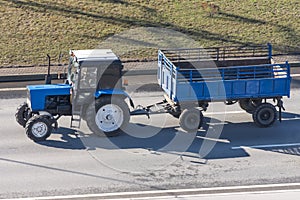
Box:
94;89;134;108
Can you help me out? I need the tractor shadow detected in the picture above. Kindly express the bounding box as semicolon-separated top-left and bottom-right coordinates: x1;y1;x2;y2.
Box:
37;127;86;150
37;111;300;161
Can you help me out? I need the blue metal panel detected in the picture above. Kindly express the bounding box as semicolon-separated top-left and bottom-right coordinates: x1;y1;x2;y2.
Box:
27;84;71;111
224;82;232;96
203;83;210;98
193;82;204;98
246;80;260;94
260;79;273;94
233;81;246;95
94;89;130;99
274;79;287;94
206;82;219;99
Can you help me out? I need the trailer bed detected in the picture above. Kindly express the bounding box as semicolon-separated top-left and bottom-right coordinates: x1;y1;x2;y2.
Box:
157;45;291;103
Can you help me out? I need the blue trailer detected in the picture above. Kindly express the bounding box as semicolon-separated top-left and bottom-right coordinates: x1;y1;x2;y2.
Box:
151;44;291;132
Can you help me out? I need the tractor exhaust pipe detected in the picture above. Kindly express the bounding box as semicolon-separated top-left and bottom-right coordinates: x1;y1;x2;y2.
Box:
45;54;52;84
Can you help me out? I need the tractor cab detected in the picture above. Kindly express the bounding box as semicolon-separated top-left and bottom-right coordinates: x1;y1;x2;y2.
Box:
68;49;124;106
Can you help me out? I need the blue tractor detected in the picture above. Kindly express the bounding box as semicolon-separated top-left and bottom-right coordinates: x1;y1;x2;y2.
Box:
15;50;133;142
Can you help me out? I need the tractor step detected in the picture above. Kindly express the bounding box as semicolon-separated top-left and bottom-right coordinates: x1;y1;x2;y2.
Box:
70;114;81;128
70;104;83;129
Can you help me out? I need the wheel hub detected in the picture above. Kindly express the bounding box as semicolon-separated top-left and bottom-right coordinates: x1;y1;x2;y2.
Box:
261;111;270;120
106;114;113;121
32;122;48;137
185;113;199;129
95;104;124;132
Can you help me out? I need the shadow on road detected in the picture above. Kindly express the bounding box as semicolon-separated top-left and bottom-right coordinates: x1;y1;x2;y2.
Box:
36;111;300;162
37;127;86;150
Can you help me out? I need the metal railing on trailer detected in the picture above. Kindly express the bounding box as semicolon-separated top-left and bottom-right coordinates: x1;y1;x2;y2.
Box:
160;43;272;63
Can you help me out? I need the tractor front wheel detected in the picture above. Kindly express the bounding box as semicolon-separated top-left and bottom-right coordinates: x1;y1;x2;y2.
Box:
25;115;52;142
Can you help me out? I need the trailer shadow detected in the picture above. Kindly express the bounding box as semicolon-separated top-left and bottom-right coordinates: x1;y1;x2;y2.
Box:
197;111;300;159
37;111;300;161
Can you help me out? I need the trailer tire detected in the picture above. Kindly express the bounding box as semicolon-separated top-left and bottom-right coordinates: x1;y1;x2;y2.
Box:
239;99;262;114
25;115;52;142
15;102;31;127
86;96;130;137
179;108;203;133
252;103;277;127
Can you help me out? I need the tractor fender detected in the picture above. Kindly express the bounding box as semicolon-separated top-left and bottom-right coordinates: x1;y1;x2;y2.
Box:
37;111;58;128
94;89;134;108
38;111;53;117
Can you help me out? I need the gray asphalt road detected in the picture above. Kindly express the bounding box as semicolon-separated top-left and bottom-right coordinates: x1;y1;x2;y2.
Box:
1;78;300;199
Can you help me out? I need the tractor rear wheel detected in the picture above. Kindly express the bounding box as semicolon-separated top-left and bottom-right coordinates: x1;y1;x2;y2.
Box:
86;96;130;137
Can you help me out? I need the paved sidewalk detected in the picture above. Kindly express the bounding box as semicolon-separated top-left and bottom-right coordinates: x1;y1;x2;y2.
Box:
0;62;157;76
0;61;158;82
0;61;159;74
0;55;299;82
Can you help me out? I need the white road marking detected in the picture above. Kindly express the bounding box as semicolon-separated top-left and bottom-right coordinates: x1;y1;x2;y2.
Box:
205;110;245;115
4;183;300;200
196;136;231;144
232;143;300;150
281;116;300;121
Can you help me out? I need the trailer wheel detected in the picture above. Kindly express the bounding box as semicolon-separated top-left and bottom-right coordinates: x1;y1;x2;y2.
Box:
252;103;277;127
86;96;130;137
239;99;262;114
179;108;203;133
15;102;31;127
25;115;52;142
